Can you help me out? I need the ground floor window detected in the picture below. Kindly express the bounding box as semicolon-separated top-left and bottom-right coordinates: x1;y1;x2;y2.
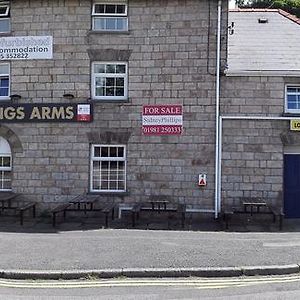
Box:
0;136;11;191
90;144;126;192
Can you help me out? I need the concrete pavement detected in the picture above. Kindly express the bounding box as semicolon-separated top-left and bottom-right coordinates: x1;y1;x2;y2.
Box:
0;213;300;279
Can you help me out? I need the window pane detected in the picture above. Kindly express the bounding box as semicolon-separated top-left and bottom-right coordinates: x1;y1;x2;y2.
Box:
105;4;116;14
106;18;116;30
110;148;117;157
96;87;105;96
94;147;100;157
116;77;124;86
0;6;8;15
101;147;109;157
106;87;114;96
0;19;9;33
106;64;116;73
116;5;125;14
117;147;124;157
93;18;105;30
0;88;8;97
116;65;126;74
0;77;9;87
95;77;105;87
116;18;126;30
116;88;124;96
106;77;115;87
287;88;296;93
2;156;10;167
94;64;105;74
94;4;104;14
0;64;9;75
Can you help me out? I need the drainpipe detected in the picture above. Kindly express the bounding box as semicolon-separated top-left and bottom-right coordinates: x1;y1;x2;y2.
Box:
214;0;222;219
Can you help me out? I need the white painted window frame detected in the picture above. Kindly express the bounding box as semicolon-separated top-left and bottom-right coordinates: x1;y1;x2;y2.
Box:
285;84;300;114
92;2;128;31
0;3;10;33
91;61;128;101
90;144;126;193
0;63;10;100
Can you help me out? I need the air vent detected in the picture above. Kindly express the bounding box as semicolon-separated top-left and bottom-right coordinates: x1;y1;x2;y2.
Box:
258;18;268;23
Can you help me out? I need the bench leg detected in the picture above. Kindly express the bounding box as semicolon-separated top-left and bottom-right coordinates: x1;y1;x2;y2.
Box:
132;212;136;227
279;215;283;231
33;205;36;218
52;213;56;227
181;212;185;228
111;208;115;220
105;213;109;228
20;210;24;226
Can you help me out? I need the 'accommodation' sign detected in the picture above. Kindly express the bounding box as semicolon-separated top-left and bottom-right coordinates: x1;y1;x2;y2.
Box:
0;36;53;60
0;103;92;122
142;104;183;135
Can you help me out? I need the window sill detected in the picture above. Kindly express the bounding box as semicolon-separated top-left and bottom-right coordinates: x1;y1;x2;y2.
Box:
282;112;300;117
88;30;130;35
88;191;129;197
89;98;130;104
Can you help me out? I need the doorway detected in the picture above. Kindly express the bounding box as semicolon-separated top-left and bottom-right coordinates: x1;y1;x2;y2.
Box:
284;154;300;218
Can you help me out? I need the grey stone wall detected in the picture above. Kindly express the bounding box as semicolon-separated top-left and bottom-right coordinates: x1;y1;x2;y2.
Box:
220;76;300;207
4;0;228;209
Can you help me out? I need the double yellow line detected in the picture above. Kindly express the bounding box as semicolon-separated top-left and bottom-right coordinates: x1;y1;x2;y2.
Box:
0;274;300;289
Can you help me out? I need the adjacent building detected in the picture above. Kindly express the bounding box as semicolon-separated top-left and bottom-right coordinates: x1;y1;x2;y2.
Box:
222;9;300;217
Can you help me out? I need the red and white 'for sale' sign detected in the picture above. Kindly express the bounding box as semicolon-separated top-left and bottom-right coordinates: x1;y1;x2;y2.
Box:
142;105;183;135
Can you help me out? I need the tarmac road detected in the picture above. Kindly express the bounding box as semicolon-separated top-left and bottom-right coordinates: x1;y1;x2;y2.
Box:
0;229;300;271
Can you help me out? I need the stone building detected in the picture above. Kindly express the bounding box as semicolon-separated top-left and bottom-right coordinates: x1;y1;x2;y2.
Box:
222;9;300;218
0;0;228;213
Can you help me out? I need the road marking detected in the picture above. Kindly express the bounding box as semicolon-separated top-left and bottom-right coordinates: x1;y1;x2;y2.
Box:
0;275;299;289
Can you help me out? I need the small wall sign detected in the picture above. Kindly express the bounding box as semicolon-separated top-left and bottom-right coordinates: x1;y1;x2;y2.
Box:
0;103;92;122
142;104;183;135
290;120;300;131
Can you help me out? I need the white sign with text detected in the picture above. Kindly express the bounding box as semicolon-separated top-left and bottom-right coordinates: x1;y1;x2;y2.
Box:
0;36;53;60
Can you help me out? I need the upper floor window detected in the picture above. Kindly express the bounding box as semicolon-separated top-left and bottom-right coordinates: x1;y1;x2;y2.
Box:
0;2;10;33
92;62;128;100
286;86;300;113
92;2;128;31
0;63;9;99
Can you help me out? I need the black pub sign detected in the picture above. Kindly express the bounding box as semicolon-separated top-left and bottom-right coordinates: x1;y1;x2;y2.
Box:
0;103;92;122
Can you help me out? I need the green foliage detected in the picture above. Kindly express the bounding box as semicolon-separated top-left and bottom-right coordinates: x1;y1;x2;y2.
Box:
238;0;300;17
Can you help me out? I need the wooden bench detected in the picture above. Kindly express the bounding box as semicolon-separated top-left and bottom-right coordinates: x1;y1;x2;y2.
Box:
131;203;142;227
101;202;116;228
18;202;36;225
177;203;186;228
268;206;284;230
51;203;71;227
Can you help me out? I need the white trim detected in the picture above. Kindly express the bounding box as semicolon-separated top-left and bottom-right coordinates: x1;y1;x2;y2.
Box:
92;3;127;16
0;62;9;100
225;70;300;77
91;62;128;101
0;5;9;17
90;144;126;192
285;84;300;114
214;0;222;219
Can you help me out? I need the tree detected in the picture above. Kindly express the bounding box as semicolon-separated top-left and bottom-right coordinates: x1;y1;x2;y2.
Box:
237;0;300;17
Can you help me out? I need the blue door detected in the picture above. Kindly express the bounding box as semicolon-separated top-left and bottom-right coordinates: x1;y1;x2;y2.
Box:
284;154;300;218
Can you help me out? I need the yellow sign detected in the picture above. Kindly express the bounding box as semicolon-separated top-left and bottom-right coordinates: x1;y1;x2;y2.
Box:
290;120;300;131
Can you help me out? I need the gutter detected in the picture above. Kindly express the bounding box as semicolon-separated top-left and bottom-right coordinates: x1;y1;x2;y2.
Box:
214;0;222;219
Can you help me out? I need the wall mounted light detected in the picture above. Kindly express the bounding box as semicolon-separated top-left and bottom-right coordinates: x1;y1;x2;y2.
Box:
63;93;75;99
10;94;22;100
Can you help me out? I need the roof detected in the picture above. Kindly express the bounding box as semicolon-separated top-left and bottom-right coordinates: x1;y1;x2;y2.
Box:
226;9;300;76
